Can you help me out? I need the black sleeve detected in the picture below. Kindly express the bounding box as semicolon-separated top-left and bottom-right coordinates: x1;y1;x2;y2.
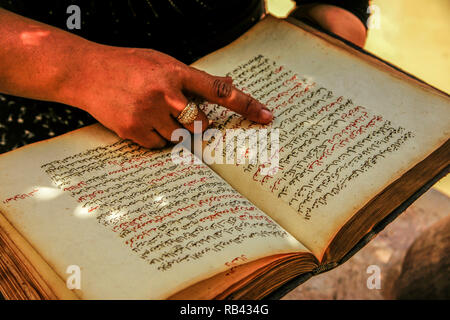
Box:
294;0;370;28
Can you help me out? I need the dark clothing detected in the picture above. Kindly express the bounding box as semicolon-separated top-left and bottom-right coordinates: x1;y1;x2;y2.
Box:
1;1;369;63
0;0;369;153
1;0;265;64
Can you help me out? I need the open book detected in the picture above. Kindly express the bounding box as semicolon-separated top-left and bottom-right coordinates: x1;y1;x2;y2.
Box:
0;16;449;300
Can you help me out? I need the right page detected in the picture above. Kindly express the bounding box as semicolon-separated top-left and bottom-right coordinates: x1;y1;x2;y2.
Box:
192;16;450;260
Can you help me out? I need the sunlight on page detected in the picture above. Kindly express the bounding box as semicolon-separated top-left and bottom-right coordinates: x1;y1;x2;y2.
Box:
153;195;168;207
103;210;126;224
73;203;95;219
34;186;63;201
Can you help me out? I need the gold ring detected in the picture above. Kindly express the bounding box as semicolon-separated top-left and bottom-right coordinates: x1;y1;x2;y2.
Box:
177;101;199;125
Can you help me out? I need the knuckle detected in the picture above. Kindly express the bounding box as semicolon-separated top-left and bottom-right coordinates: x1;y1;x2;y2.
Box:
165;64;184;83
118;120;134;137
116;116;140;140
133;133;167;150
212;78;232;99
139;140;154;149
116;126;131;140
156;139;168;149
184;66;200;80
148;137;167;149
172;63;188;75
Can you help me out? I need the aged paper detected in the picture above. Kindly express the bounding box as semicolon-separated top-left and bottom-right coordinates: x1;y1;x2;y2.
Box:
193;17;450;259
0;124;308;299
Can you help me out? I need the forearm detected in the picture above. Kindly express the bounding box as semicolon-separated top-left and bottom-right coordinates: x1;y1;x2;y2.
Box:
0;8;92;105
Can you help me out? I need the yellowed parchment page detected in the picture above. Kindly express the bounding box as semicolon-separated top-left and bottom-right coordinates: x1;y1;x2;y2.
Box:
0;213;78;299
191;16;450;260
0;124;310;299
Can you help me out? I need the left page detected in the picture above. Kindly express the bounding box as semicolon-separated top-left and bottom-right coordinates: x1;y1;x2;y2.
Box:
0;124;308;299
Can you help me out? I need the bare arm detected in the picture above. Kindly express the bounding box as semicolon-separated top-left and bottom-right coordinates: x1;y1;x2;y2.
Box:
0;8;91;104
290;3;368;47
0;8;272;149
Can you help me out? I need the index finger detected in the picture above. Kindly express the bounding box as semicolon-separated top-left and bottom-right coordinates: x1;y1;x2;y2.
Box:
182;67;273;124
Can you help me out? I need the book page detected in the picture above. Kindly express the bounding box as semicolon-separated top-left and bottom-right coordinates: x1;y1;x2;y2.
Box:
0;213;78;299
192;16;450;259
0;124;309;299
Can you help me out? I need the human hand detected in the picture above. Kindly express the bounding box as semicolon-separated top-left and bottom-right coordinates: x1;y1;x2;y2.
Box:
62;45;273;149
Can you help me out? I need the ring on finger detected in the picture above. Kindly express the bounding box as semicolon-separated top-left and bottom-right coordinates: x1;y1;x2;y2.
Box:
177;101;199;125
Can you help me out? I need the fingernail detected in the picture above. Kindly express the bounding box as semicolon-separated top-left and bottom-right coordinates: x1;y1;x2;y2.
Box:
259;109;273;123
